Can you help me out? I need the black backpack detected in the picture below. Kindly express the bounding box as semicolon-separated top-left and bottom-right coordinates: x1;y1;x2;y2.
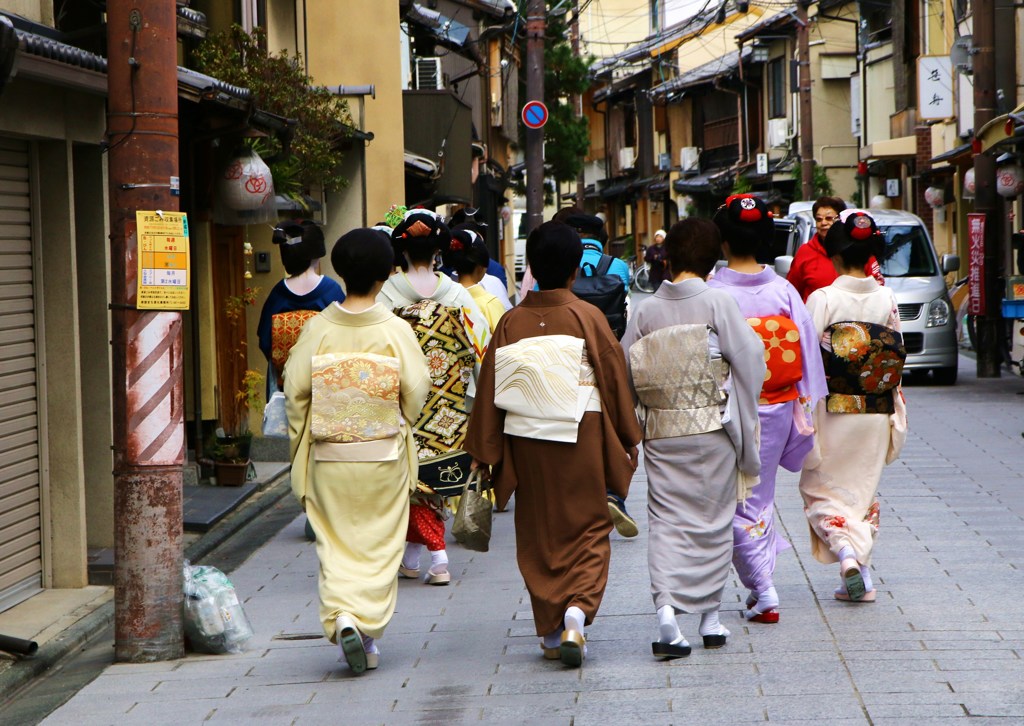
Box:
572;253;627;339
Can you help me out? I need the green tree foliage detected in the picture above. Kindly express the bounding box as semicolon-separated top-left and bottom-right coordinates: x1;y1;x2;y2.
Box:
193;25;353;192
518;3;593;184
791;162;835;201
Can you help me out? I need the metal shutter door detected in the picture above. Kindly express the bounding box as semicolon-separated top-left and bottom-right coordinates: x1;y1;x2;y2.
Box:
0;137;42;612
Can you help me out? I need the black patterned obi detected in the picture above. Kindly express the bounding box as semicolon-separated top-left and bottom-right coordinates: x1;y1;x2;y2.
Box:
822;322;906;414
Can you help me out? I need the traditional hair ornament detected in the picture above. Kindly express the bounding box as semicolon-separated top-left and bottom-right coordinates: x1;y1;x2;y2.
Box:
847;211;877;241
722;193;766;224
449;237;464;252
384;204;407;229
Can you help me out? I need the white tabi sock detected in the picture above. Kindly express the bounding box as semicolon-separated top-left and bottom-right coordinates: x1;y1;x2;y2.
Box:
837;545;857;564
542;630;562;649
859;565;874;592
564;606;585;634
402;543;424;570
429;549;448;568
361;633;378;655
755;586;779;611
699;610;730;637
658;605;683;644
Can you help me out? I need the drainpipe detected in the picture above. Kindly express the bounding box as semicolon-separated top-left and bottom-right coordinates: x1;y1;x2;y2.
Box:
107;1;184;662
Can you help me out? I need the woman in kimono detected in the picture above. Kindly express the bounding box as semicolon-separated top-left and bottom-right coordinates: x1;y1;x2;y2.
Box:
799;210;907;603
443;228;507;332
378;209;491;586
465;221;642;668
285;228;431;674
707;195;828;624
621;218;765;659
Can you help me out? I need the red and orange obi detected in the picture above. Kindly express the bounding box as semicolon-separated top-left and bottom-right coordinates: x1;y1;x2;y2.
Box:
746;315;803;405
271;310;319;386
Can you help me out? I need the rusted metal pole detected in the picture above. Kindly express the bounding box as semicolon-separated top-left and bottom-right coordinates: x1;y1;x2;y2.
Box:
972;0;1002;378
525;0;545;234
107;1;185;661
571;0;585;206
797;2;814;201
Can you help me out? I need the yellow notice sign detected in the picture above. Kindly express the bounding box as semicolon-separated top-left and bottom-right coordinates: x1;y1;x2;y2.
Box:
136;210;190;310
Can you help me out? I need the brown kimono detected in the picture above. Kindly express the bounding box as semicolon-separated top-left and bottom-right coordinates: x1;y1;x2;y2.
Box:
465;289;642;635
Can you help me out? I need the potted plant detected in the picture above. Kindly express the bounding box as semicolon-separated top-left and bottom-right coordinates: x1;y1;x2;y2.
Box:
211;369;264;486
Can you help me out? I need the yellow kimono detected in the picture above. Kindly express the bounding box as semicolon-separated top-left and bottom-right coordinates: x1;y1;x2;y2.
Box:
467;283;506;332
284;302;431;641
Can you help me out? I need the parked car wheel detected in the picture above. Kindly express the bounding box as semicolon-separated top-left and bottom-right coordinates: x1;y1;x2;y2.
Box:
931;366;958;386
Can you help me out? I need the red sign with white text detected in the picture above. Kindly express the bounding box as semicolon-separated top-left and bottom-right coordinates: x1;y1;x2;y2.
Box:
967;213;986;316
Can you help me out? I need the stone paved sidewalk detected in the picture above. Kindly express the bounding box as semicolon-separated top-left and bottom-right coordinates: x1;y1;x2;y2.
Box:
43;357;1024;725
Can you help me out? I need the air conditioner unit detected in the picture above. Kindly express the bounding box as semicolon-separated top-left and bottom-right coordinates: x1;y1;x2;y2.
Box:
619;147;636;170
415;57;443;90
679;146;699;172
768;118;791;148
658;152;672;171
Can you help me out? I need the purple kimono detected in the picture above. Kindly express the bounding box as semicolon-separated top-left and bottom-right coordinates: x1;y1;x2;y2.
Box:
708;266;827;593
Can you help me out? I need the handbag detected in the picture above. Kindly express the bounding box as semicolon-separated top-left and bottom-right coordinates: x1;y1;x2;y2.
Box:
452;471;492;552
417;449;475;497
262;387;288;440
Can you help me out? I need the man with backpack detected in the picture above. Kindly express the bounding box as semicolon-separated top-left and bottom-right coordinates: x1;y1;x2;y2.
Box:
566;213;630;340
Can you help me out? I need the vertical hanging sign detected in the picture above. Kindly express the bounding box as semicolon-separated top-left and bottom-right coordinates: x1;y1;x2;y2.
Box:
967;212;986;315
136;210;191;310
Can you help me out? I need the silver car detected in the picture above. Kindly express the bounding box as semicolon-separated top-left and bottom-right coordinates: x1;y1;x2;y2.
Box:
776;209;961;385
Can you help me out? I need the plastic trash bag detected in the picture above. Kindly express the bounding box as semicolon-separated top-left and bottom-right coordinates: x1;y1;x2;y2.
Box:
183;560;254;654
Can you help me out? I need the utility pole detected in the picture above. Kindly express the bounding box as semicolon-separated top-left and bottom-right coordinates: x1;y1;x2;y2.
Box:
107;1;186;660
571;0;585;206
525;0;546;233
797;1;814;201
972;0;1002;378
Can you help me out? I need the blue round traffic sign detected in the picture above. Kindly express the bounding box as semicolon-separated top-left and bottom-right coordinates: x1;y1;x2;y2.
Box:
522;101;549;129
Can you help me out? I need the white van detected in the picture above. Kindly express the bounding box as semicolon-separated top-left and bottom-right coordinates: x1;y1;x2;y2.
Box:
775;209;961;385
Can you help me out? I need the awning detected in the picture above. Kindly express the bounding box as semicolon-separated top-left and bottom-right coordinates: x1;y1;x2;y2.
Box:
673;168;733;194
977;101;1024;153
650;47;751;101
929;142;972;166
600;178;635;199
859;135;916;160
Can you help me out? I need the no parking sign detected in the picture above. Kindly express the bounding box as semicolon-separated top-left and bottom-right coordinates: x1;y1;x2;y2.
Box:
521;100;548;129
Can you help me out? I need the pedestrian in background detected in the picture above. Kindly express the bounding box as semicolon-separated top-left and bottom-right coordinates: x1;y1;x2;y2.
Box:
465;221;641;668
799;210;907;603
708;195;828;624
379;209;491;587
644;228;668;291
621;218;764;659
444;227;509;329
284;228;430;674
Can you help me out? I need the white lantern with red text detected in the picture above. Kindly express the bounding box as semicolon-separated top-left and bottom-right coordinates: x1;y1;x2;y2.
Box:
996;163;1024;198
214;148;277;225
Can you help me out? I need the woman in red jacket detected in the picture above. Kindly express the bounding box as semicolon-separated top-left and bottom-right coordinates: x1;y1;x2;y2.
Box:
788;197;883;301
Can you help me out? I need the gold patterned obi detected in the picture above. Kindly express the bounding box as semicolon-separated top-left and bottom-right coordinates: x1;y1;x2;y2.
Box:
823;321;905;414
310;352;402;461
493;334;601;443
629;324;728;440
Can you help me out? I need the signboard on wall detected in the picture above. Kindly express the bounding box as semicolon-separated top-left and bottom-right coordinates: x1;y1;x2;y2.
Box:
136;211;190;310
967;212;986;316
918;56;954;120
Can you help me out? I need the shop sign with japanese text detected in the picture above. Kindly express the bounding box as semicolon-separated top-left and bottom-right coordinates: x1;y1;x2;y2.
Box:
968;212;986;315
918;56;953;120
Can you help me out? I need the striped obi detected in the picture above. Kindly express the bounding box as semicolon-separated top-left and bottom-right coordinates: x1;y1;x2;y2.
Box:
310;352;402;461
629;324;729;440
493;334;601;443
746;315;803;405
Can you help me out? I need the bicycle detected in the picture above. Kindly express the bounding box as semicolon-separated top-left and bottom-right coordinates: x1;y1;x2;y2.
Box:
625;255;655;293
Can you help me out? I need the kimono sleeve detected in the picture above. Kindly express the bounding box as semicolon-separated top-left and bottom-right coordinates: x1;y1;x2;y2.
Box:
283;324;316;506
464;318;507;466
786;282;828;405
716;295;766;477
395;322;432;425
805;288;832;339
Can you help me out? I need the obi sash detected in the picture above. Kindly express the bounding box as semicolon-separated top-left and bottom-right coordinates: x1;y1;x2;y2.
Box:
822;321;906;414
629;324;728;440
493;334;601;443
747;315;803;405
272;310;318;384
395;300;476;457
310;352;402;461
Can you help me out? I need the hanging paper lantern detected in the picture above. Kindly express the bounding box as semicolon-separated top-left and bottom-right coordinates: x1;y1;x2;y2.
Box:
924;186;945;208
962;167;976;199
218;150;275;211
869;194;891;210
996;163;1024;198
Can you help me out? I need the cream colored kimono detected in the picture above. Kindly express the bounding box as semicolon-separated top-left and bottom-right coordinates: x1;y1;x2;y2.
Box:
284;303;431;641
